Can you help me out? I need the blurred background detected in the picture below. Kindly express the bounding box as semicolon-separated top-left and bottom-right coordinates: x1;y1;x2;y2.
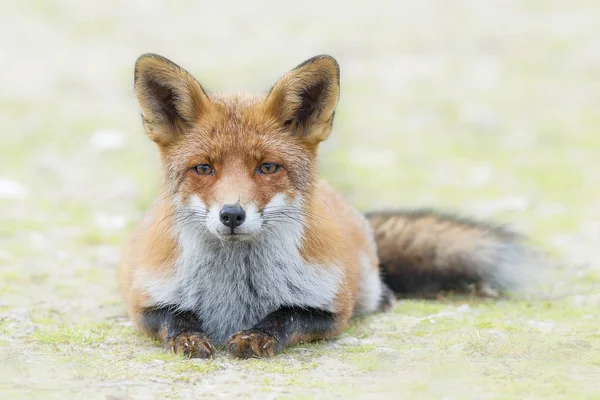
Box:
1;1;599;399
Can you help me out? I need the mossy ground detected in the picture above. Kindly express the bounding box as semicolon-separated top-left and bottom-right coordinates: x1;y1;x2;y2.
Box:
1;1;599;399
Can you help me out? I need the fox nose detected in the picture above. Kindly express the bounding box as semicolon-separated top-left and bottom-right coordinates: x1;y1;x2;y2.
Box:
219;204;246;229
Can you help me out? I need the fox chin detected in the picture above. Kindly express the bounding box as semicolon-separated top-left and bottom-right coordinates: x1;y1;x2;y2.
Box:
117;53;539;359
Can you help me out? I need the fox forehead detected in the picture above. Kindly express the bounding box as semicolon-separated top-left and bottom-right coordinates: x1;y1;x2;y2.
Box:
210;91;263;113
163;92;307;163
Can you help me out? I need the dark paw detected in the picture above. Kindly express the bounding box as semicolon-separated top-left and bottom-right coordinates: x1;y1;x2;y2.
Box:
166;332;215;358
227;329;276;359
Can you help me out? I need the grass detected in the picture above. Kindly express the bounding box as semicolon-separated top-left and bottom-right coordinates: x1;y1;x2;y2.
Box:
31;322;112;347
168;360;221;375
1;0;599;399
135;350;186;364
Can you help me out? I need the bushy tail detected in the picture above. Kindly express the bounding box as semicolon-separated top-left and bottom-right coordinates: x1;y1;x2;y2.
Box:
366;209;540;297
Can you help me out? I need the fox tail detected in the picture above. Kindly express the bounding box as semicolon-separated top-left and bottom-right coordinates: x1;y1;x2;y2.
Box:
366;209;542;297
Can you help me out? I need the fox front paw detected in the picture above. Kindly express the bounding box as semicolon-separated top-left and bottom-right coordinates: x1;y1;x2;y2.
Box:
227;329;276;359
166;332;215;359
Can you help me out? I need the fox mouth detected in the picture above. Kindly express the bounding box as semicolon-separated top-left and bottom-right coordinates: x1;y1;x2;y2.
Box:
217;232;254;242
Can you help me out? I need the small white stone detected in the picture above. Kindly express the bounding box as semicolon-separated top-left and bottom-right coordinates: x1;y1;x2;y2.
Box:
90;128;126;151
450;344;464;352
527;319;555;334
358;338;377;345
29;231;49;249
349;147;396;168
468;164;493;186
473;196;530;215
0;178;28;199
457;304;472;313
572;295;586;307
94;212;127;231
0;250;13;261
150;359;165;367
337;336;360;346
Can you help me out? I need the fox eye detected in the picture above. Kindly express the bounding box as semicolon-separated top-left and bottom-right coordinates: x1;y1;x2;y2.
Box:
193;164;215;176
257;163;280;175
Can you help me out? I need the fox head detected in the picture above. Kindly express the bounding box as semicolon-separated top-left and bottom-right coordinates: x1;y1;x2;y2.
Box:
134;54;340;242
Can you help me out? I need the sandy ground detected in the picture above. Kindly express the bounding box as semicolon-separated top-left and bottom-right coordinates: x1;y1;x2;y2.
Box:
1;1;599;399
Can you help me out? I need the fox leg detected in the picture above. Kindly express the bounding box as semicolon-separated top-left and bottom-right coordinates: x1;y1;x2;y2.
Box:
140;307;215;358
226;306;339;359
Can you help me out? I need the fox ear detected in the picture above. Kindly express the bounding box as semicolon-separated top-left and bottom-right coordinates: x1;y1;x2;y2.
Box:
134;53;211;144
264;55;340;145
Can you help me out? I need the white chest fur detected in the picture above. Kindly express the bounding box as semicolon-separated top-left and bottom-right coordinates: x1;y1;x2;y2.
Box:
137;220;341;345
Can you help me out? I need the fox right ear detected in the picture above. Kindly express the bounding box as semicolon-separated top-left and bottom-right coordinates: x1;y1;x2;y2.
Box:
134;54;211;144
264;55;340;146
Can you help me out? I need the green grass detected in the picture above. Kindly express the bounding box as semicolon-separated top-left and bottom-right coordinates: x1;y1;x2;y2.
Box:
31;322;112;347
168;360;221;374
135;350;186;364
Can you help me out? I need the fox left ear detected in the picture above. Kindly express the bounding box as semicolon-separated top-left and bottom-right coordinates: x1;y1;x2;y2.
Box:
134;53;212;145
264;55;340;145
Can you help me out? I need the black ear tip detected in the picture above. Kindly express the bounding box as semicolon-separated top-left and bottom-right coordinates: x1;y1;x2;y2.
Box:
318;54;339;65
312;54;338;64
295;54;340;76
135;53;164;68
134;53;183;84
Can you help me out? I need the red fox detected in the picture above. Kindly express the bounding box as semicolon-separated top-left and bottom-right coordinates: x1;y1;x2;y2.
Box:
118;54;536;359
